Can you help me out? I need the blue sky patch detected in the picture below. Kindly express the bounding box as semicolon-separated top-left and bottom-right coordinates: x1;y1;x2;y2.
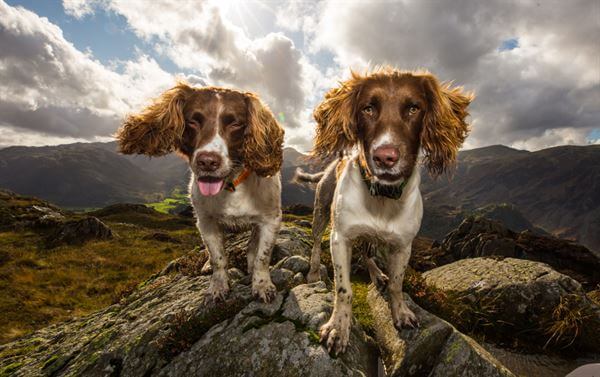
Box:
587;128;600;142
499;38;519;51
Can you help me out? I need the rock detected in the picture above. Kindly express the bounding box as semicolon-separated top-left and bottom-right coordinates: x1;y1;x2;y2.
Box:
283;204;313;216
274;255;311;275
271;268;295;290
142;232;181;243
176;205;194;218
293;219;312;228
0;189;65;230
271;226;313;262
0;275;377;376
282;282;332;330
367;288;514;377
422;257;600;351
414;216;600;289
44;216;113;248
292;272;306;286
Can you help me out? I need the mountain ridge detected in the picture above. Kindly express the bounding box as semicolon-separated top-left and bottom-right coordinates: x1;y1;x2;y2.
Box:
1;141;598;249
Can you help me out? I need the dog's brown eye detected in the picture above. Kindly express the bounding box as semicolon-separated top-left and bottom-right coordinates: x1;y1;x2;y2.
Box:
362;105;374;116
229;122;245;129
186;120;201;130
408;105;419;115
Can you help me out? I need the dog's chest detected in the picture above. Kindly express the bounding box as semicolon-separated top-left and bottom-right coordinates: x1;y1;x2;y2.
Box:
334;164;423;245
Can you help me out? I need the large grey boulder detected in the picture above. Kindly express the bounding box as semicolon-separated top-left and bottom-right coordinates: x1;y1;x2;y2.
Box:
413;216;600;289
367;288;514;377
422;257;600;351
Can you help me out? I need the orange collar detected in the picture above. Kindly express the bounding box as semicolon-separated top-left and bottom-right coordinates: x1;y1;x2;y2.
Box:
224;168;252;192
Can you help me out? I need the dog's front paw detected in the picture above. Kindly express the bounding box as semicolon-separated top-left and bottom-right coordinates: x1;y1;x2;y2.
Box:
252;277;276;303
320;316;351;355
392;301;419;329
207;274;230;303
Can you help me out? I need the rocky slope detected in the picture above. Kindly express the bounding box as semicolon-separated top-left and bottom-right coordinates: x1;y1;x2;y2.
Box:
0;224;514;377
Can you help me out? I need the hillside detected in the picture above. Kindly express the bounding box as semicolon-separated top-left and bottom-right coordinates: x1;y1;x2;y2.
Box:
0;143;183;208
1;142;598;250
421;145;600;251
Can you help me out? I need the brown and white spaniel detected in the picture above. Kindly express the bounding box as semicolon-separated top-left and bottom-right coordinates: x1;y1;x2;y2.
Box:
117;82;284;303
295;68;473;354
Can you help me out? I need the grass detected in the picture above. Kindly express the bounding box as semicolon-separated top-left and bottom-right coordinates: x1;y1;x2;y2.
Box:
351;280;375;335
0;209;200;344
147;188;189;214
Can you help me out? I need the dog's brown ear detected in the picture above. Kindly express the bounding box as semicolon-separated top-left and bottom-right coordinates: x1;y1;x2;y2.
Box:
116;82;193;156
243;93;285;177
421;75;474;176
311;73;362;160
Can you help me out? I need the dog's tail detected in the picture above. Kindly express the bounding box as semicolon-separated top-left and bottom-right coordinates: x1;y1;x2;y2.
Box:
293;167;325;185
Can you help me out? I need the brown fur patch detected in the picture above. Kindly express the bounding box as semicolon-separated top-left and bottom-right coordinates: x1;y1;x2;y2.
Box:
115;81;193;156
243;94;285;177
335;158;347;181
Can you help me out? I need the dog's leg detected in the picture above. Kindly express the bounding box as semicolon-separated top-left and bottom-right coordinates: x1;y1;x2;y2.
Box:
307;165;336;282
251;215;280;303
388;245;419;329
197;218;229;302
307;203;329;283
246;225;260;275
365;256;389;290
320;231;352;355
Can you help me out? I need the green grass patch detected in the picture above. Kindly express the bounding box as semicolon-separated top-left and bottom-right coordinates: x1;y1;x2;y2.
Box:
351;280;375;335
147;188;189;214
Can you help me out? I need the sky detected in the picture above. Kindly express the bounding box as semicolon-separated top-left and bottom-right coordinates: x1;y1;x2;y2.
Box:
0;0;598;152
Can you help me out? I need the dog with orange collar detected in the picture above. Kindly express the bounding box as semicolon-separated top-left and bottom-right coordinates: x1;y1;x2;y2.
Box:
116;82;284;303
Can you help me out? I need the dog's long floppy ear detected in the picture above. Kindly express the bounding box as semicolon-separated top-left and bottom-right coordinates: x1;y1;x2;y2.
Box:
421;75;474;176
243;93;285;177
311;73;362;160
116;82;193;156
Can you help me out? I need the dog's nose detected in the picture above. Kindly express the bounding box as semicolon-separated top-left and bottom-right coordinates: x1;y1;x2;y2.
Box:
373;145;399;168
196;152;222;172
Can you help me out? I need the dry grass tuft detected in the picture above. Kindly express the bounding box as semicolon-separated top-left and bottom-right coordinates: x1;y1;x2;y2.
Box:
544;294;592;349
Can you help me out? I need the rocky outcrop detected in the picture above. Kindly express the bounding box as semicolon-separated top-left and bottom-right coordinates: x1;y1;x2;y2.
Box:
413;216;600;289
0;271;376;376
367;289;514;377
0;189;64;231
0;225;517;377
422;257;600;352
44;217;113;248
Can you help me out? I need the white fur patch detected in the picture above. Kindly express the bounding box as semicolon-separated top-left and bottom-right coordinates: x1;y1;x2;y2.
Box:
371;132;394;152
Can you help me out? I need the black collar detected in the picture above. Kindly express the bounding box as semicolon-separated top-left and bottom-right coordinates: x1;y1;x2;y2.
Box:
358;162;408;200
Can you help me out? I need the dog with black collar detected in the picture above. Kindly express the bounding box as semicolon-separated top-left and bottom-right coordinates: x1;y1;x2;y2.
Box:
294;68;473;355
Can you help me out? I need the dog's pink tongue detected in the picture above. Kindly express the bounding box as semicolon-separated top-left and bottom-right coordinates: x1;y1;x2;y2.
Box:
197;180;224;196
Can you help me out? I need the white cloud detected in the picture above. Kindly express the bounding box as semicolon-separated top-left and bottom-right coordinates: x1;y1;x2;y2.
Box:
72;0;324;134
308;0;600;150
511;127;597;151
0;0;176;143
